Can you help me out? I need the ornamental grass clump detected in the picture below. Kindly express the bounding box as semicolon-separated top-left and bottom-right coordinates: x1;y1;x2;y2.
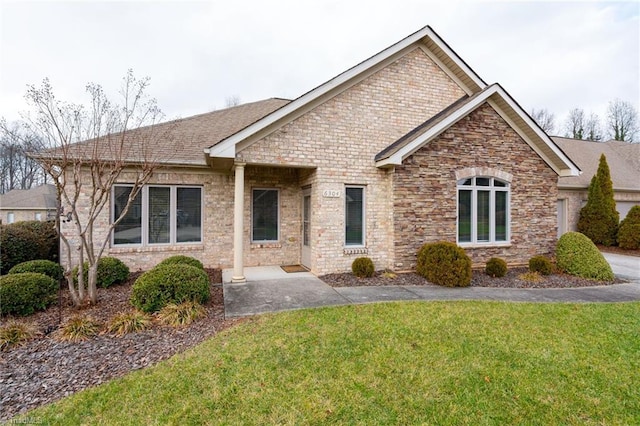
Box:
351;257;375;278
131;264;210;313
556;232;614;281
485;257;507;278
58;316;101;342
0;320;40;350
157;301;206;327
107;311;152;336
528;256;554;276
517;271;543;283
416;241;472;287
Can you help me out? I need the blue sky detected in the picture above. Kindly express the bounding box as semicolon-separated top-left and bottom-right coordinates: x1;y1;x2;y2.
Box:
1;1;638;136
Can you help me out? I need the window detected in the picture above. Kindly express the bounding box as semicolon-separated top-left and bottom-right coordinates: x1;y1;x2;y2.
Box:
457;177;509;244
252;189;279;242
112;185;202;246
345;186;365;246
7;212;14;224
35;213;42;221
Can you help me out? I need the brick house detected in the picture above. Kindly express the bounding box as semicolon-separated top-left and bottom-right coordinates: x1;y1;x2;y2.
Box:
0;184;58;224
58;26;580;280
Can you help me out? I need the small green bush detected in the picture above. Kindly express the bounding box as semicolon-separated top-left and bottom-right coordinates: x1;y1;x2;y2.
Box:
73;257;130;288
416;241;472;287
9;260;64;281
130;264;210;313
0;272;58;316
485;257;507;278
618;206;640;250
352;257;375;278
156;255;204;270
528;256;554;276
0;221;58;273
556;232;614;281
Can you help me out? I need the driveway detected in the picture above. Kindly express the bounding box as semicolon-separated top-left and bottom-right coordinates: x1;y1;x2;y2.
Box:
602;252;640;280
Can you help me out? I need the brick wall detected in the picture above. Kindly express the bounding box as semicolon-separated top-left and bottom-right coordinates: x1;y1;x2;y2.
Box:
393;102;559;268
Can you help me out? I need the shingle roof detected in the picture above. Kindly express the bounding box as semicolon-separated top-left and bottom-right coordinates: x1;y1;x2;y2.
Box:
0;184;58;210
36;98;290;167
553;137;640;190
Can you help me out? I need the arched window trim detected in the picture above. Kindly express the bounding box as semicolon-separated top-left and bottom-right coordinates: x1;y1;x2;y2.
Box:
457;175;510;245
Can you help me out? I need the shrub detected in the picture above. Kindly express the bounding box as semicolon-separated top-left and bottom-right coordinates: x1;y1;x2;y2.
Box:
156;255;204;270
577;154;618;246
0;221;57;273
618;206;640;250
107;311;152;336
0;320;40;350
416;241;472;287
157;301;206;327
0;272;58;316
58;316;100;342
556;232;614;281
73;257;130;288
485;257;507;278
130;264;210;313
9;260;63;281
351;257;375;278
528;256;554;276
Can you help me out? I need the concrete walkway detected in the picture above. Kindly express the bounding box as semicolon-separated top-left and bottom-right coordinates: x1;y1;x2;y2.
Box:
223;261;640;318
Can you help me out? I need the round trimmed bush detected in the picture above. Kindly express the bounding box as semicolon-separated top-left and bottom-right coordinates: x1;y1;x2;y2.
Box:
156;255;204;270
352;257;375;278
618;206;640;250
529;256;554;276
416;241;472;287
485;257;507;278
130;264;210;313
556;232;614;281
73;257;130;288
9;260;64;281
0;272;58;316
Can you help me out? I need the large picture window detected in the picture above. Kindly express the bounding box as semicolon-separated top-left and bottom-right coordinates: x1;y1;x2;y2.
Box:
113;185;202;246
345;186;365;246
252;189;279;242
457;177;509;244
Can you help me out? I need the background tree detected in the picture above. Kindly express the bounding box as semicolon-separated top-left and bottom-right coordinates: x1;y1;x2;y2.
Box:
23;70;178;306
564;108;584;139
225;95;241;107
530;108;556;134
577;154;619;246
584;112;602;141
0;120;47;193
606;99;638;142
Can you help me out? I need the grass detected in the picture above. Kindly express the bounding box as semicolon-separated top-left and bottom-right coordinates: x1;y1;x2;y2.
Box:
0;320;40;350
22;302;640;425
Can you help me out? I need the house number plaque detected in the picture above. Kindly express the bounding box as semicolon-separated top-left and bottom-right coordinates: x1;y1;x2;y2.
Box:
322;190;341;198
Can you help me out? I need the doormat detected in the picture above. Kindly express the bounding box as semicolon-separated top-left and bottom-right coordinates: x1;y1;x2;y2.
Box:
281;265;309;273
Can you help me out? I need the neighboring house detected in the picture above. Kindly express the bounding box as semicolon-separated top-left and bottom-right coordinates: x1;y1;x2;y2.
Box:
554;137;640;236
0;184;57;224
55;26;580;278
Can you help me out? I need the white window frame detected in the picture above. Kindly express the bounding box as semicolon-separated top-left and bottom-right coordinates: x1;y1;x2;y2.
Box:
345;185;366;247
111;185;203;247
251;188;280;243
7;212;15;224
456;177;510;246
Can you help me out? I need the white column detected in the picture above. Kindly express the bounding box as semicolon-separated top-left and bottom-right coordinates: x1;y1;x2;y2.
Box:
231;162;246;283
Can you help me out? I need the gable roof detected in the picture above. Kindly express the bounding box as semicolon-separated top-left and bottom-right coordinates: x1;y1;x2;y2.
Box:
207;25;488;159
375;84;580;177
554;137;640;191
37;98;290;167
0;184;58;210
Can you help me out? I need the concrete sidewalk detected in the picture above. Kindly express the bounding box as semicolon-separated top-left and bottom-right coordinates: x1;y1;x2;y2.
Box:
223;266;640;318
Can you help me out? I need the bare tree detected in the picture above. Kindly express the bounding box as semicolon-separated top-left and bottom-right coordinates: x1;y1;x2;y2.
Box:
530;108;556;134
24;70;177;306
225;95;241;107
564;108;584;139
606;99;639;142
585;112;603;142
0;120;47;193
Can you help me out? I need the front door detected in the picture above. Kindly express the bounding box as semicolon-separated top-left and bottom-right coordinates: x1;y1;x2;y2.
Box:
301;188;311;268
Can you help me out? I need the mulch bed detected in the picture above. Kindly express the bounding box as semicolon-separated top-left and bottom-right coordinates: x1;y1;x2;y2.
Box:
320;268;626;289
0;268;242;422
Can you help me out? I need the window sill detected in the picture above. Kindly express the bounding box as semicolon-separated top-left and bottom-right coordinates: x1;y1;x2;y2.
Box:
343;247;368;255
251;242;282;249
458;242;512;249
110;244;204;254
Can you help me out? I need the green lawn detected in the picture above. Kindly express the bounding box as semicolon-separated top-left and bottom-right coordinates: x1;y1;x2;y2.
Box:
24;302;640;425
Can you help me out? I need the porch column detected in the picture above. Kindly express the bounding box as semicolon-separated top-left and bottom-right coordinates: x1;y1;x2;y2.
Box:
231;162;246;283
